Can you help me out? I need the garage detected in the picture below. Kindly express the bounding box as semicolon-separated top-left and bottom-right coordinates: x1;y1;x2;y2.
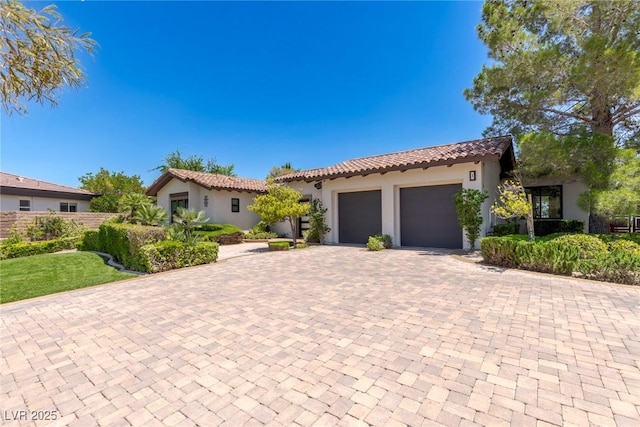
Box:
400;184;462;249
338;190;382;244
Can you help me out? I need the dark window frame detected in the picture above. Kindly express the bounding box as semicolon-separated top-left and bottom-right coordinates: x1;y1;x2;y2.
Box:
525;185;563;219
231;198;240;213
19;199;30;211
170;192;189;223
60;202;78;212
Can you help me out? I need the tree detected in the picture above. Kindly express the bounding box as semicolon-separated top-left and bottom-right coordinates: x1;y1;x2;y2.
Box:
267;162;299;179
453;188;488;250
305;198;330;244
79;168;146;213
248;181;310;247
464;0;640;146
153;150;236;176
491;179;535;241
1;0;97;115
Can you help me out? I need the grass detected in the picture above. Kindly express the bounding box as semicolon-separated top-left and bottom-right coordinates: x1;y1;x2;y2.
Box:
0;252;136;304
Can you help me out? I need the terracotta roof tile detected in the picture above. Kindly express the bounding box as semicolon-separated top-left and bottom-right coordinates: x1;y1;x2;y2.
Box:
146;169;267;196
276;136;513;182
0;171;96;195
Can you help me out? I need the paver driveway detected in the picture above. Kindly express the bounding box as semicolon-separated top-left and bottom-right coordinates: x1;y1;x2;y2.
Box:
1;246;639;426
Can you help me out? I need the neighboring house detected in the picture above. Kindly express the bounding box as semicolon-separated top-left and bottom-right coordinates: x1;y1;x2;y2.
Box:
522;176;590;233
146;169;267;230
0;171;96;212
275;136;516;249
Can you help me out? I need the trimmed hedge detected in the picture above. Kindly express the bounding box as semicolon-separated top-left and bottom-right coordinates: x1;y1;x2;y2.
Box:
138;241;219;273
77;229;101;252
268;241;290;251
95;223;166;271
194;224;244;245
480;235;640;286
0;237;80;260
534;219;585;236
492;223;519;236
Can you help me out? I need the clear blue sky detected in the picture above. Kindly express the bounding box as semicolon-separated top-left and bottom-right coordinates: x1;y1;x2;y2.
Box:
2;0;493;188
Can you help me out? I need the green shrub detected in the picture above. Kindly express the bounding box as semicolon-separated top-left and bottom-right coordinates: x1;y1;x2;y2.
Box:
77;229;101;252
194;224;244;244
295;243;308;249
576;251;640;286
534;219;585;236
268;241;290;251
492;222;519;236
552;234;608;259
0;237;79;260
139;241;219;273
244;230;278;239
607;239;640;256
596;233;640;245
367;236;385;251
481;235;639;286
98;223;167;271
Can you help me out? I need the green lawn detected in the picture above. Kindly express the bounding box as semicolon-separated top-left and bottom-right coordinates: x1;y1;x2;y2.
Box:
0;252;136;304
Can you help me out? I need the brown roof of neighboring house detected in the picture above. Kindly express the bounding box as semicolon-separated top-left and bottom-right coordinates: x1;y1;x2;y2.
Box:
0;171;97;199
276;136;514;182
146;169;268;196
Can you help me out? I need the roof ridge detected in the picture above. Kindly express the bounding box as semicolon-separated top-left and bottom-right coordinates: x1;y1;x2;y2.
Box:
339;135;511;163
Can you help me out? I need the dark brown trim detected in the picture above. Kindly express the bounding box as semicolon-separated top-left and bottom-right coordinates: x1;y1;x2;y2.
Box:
0;187;95;200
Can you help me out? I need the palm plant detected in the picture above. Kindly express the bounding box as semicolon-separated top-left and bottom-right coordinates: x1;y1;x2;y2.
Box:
118;193;152;223
135;204;168;226
172;207;209;244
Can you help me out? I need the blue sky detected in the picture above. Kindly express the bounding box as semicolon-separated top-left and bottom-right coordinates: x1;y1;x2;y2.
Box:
2;1;493;188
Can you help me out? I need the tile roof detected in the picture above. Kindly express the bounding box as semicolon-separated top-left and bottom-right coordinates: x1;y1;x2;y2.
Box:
146;169;268;196
276;136;514;182
0;171;96;195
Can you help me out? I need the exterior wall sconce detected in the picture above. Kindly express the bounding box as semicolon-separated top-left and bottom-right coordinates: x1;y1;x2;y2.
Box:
469;170;476;181
203;195;209;207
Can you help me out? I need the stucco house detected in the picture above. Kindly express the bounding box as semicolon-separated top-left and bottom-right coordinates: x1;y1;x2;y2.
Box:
146;169;267;230
274;136;516;249
0;171;96;212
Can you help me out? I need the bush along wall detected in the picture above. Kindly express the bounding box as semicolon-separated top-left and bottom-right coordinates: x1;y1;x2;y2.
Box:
480;234;640;286
0;237;80;260
533;219;585;236
138;241;219;273
95;223;167;271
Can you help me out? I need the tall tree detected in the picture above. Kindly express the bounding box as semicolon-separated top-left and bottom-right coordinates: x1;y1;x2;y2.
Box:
464;0;640;146
79;168;146;213
267;162;299;179
153;150;236;176
0;0;96;115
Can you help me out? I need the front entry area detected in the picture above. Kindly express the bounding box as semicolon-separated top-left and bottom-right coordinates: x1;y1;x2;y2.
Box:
400;184;462;249
338;190;382;244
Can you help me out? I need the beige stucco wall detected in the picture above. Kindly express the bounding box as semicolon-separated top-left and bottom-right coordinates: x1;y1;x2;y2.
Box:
154;178;261;230
280;161;491;249
0;195;91;212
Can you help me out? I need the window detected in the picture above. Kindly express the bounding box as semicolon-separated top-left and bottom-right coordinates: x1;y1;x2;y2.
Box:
60;202;77;212
231;198;240;213
19;200;30;211
525;186;562;219
170;192;189;222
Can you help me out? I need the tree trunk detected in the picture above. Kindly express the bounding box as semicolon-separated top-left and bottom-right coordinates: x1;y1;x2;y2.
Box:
526;194;536;242
289;218;297;247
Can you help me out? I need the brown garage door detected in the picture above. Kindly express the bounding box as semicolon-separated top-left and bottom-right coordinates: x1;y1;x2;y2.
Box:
400;184;462;249
338;190;382;244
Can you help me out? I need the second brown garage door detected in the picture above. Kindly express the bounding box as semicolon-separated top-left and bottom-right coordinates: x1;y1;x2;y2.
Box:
400;184;462;249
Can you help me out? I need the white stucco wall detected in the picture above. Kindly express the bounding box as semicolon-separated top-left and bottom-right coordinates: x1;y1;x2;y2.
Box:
154;178;262;230
270;181;321;238
281;162;493;249
523;176;590;232
0;195;91;212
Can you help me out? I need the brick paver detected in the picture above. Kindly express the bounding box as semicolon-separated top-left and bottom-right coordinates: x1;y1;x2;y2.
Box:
1;246;639;426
